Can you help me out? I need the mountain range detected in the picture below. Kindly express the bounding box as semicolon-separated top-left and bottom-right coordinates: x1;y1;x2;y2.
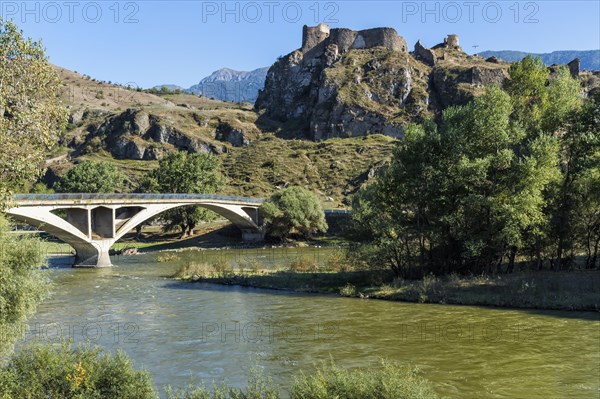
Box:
478;50;600;71
155;67;269;104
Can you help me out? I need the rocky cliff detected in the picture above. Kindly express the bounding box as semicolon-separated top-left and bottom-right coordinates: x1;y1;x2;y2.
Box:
255;24;591;141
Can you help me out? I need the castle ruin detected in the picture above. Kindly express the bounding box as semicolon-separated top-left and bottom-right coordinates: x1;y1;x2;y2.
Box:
300;24;408;55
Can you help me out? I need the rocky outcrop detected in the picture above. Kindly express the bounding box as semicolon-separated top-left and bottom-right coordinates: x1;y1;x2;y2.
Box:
470;66;508;85
568;58;580;78
80;109;218;160
215;122;251;147
256;24;418;140
256;26;520;140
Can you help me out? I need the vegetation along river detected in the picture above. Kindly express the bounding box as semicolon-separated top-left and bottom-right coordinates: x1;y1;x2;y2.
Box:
22;250;600;399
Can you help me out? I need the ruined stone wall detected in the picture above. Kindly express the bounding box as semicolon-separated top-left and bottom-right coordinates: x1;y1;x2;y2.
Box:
301;24;407;54
301;24;331;52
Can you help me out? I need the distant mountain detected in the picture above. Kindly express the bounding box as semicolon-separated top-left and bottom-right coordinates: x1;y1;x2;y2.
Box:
478;50;600;71
187;67;269;104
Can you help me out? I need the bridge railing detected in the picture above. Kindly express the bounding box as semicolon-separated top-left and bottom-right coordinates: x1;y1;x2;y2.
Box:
12;194;353;214
13;193;266;204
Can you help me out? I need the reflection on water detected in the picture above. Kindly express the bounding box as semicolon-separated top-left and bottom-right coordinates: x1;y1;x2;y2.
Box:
22;251;600;399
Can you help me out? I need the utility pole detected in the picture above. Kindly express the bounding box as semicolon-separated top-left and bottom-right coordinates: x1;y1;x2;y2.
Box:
472;44;480;54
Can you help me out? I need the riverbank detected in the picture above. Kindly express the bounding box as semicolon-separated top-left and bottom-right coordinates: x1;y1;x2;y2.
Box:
174;263;600;311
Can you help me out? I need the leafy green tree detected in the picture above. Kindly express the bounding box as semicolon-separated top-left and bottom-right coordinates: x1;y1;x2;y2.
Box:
0;18;68;208
140;152;225;238
547;93;600;269
55;161;124;193
504;56;581;135
503;55;549;133
0;19;63;357
260;186;327;240
353;86;559;276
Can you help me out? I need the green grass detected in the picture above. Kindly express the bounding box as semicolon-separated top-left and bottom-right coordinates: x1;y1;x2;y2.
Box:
174;255;600;310
362;271;600;311
46;133;394;205
223;134;395;203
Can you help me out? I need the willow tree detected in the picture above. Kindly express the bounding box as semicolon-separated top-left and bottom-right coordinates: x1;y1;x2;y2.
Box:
0;18;68;208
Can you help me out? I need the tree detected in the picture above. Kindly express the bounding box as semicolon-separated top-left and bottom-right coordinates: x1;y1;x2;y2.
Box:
140;152;225;238
260;186;328;240
0;18;68;208
0;19;65;356
54;161;124;193
547;93;600;269
353;86;559;276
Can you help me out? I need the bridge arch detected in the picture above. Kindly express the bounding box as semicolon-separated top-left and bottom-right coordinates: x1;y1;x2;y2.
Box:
7;194;265;268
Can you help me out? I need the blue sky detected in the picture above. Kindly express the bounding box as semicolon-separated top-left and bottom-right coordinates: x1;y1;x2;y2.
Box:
4;1;599;88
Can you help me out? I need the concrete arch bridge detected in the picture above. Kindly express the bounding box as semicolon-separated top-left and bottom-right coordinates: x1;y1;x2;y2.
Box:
7;194;265;268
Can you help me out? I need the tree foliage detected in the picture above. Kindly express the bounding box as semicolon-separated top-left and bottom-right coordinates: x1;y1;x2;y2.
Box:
353;56;596;276
260;186;328;239
547;93;600;269
55;161;124;193
140;152;225;237
0;216;49;357
0;18;68;208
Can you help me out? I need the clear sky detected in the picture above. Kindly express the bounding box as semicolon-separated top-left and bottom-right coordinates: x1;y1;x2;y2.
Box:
4;0;599;88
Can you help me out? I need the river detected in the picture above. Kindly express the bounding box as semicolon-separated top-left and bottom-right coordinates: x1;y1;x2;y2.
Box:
22;250;600;399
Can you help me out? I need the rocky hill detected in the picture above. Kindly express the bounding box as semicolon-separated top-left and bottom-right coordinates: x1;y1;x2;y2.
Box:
44;66;391;206
256;26;517;140
42;26;599;205
478;50;600;71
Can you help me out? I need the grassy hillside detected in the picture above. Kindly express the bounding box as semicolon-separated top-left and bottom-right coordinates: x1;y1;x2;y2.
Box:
40;67;395;205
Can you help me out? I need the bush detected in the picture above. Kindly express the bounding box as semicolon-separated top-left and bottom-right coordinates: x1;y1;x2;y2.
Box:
289;258;318;273
165;364;280;399
0;342;156;398
290;360;439;399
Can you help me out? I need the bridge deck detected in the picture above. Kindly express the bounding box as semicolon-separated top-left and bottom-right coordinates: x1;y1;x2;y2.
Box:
13;193;265;207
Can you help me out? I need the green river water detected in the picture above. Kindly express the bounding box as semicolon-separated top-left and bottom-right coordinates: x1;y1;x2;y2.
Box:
23;249;600;399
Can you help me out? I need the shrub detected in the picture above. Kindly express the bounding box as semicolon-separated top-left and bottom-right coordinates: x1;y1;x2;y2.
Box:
0;342;156;398
289;258;318;273
165;365;280;399
290;360;439;399
339;283;357;297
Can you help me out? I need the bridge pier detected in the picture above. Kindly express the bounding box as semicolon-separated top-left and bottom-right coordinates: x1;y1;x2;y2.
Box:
72;240;115;268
